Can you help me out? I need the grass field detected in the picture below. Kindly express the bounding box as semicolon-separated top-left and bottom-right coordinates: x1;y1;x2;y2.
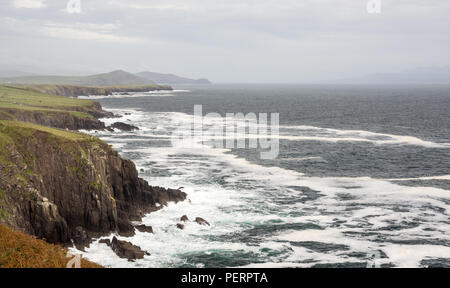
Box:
0;85;95;119
0;85;94;108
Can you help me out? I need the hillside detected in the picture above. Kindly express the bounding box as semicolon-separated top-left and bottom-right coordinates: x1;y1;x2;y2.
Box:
136;71;211;85
0;70;154;86
0;225;102;268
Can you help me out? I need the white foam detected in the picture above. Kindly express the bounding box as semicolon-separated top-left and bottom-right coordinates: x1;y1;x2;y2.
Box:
385;175;450;181
78;90;189;100
279;124;450;148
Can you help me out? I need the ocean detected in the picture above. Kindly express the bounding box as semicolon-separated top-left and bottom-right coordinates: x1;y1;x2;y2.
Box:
75;84;450;268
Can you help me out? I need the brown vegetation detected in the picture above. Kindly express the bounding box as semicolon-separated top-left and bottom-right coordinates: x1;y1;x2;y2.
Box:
0;225;102;268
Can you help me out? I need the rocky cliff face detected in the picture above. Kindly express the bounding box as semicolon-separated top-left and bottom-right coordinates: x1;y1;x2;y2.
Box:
0;108;106;131
0;122;186;248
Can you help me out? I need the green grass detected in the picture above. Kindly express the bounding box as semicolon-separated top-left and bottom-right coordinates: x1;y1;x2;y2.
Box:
0;85;95;119
0;129;14;167
0;120;96;142
0;85;93;108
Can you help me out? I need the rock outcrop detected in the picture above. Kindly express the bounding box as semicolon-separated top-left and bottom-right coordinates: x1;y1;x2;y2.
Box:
0;121;186;248
109;122;139;132
135;225;153;233
110;237;150;261
99;238;111;246
195;217;210;226
0;107;107;131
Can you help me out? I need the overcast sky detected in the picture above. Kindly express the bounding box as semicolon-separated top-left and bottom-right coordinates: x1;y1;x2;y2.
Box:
0;0;449;82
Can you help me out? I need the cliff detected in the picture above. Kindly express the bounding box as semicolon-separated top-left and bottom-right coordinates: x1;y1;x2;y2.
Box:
0;121;186;248
7;84;173;98
0;85;186;252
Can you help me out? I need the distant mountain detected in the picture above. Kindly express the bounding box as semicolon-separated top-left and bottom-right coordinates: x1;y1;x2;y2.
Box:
0;70;37;78
136;71;211;85
0;70;154;86
337;66;450;84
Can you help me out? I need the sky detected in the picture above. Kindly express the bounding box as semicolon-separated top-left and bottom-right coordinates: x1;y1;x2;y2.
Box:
0;0;449;83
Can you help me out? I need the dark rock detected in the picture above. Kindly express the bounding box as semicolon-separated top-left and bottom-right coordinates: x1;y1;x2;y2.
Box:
176;223;185;230
99;238;111;246
5;108;107;131
109;122;139;132
180;215;189;222
195;217;210;226
0;128;187;247
71;226;91;250
110;237;150;261
140;168;145;173
135;225;153;233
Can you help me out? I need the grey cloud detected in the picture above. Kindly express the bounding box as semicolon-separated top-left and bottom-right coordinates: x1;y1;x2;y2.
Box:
1;0;449;82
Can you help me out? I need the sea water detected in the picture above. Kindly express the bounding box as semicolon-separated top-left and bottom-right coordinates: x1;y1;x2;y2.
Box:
75;84;450;268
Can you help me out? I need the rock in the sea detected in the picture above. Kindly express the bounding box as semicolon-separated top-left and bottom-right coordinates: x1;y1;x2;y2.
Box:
135;224;153;233
195;217;210;226
110;237;150;261
71;226;91;250
99;238;111;246
109;122;139;131
176;223;185;230
180;215;189;222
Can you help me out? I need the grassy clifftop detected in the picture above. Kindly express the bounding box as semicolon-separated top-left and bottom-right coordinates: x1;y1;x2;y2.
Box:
0;225;102;268
0;120;100;143
0;85;94;107
8;83;172;98
0;85;95;118
0;85;111;130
